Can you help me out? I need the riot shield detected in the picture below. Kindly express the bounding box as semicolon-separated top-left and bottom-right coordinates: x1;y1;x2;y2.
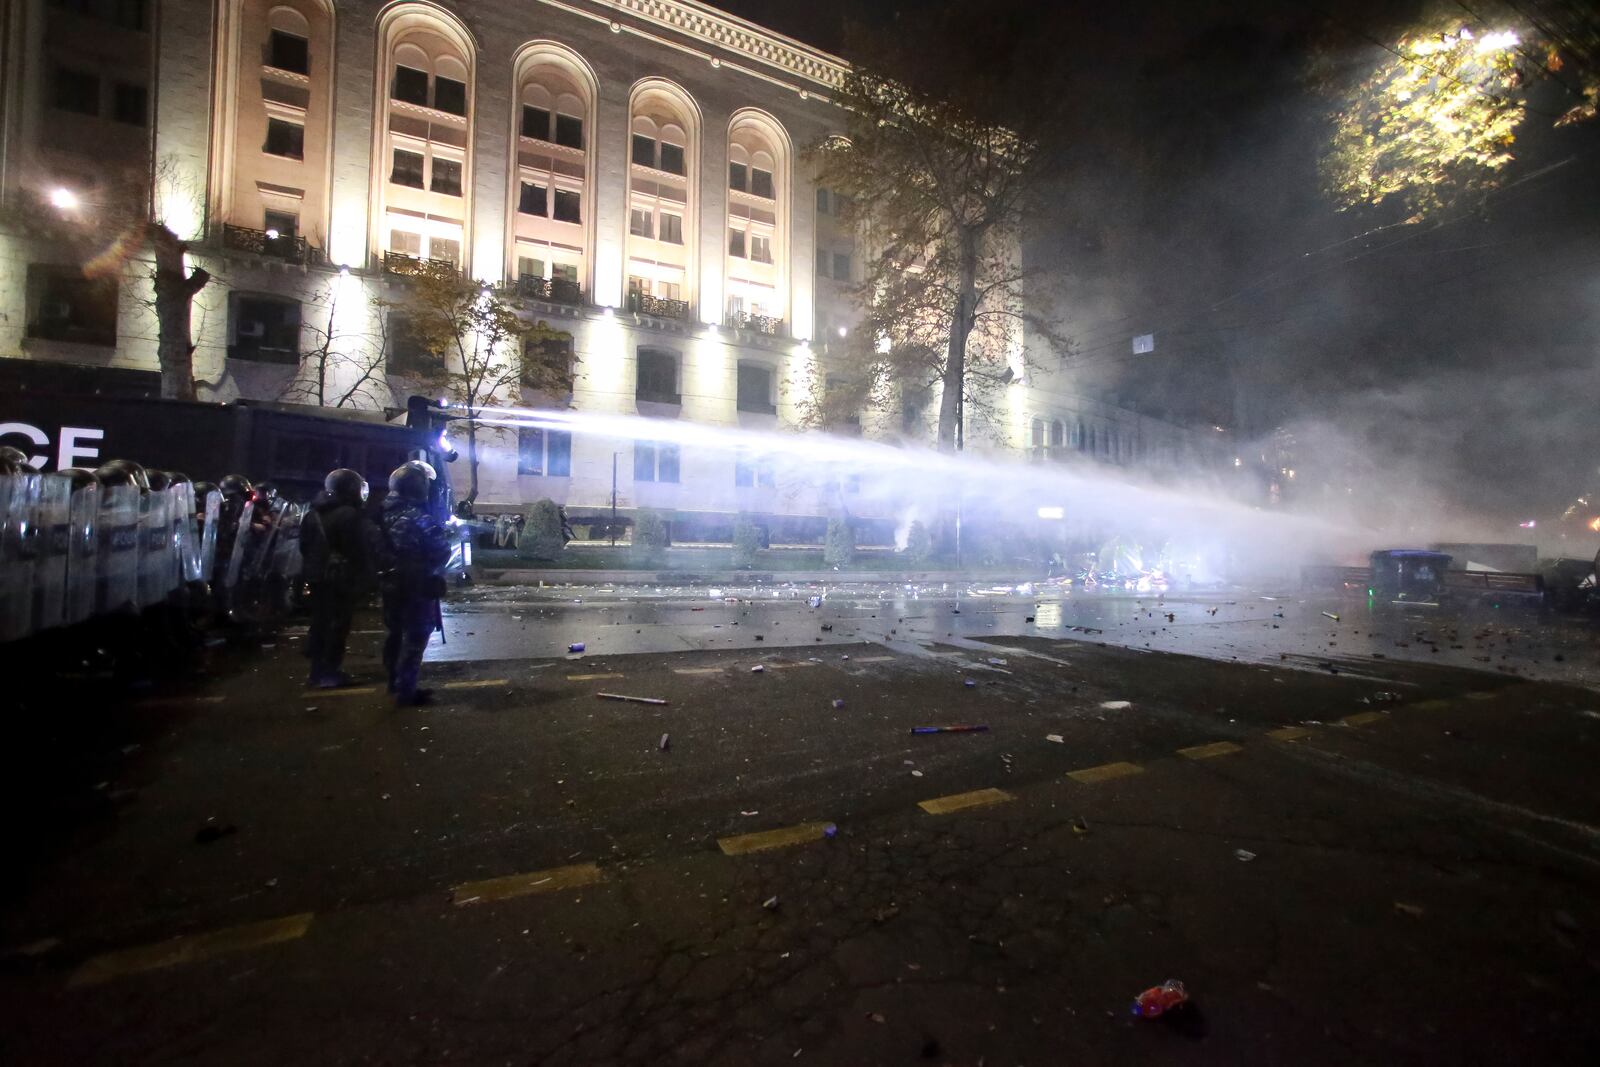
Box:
137;488;175;609
271;503;306;580
0;475;40;643
32;474;71;633
97;484;141;615
223;498;256;591
197;490;220;582
173;483;202;585
249;499;285;580
65;479;100;625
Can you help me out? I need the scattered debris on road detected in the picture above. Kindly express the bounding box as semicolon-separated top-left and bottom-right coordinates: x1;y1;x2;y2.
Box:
1321;612;1340;622
1234;848;1257;862
763;895;780;911
911;724;990;734
1100;700;1132;710
1132;979;1189;1018
658;733;670;751
567;642;586;653
1046;733;1065;744
1394;901;1425;918
751;664;765;673
596;692;669;706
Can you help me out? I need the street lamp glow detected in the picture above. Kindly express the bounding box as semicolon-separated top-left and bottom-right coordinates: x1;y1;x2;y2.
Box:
1037;506;1064;520
337;264;350;277
837;325;848;338
265;228;280;240
48;187;78;211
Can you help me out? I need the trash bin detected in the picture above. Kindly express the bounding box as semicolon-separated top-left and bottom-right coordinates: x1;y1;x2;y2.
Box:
1369;549;1452;600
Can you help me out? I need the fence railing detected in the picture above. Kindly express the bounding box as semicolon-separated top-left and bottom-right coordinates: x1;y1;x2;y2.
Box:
516;275;585;306
626;292;691;320
220;224;324;266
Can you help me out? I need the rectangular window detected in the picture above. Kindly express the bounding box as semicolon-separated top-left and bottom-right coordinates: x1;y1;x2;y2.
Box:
521;105;551;140
554;113;583;149
264;117;304;160
547;429;572;477
750;235;771;264
816;187;830;215
389;229;421;257
629;207;653;238
517;255;545;280
728;228;746;258
735;452;776;488
659;142;685;176
54;68;98;115
631;134;655;167
737;363;773;413
658;213;683;245
392;65;429;106
657;443;680;483
729;161;747;191
433;76;467;116
268;30;309;74
263;209;298;239
430;236;460;267
751;168;774;199
518;180;547;216
385;312;432;375
552;262;578;283
633;441;655;482
430;157;462;196
552;189;581;223
390;147;424;188
112;82;147;126
636;347;678;404
27;266;118;347
816;248;829;276
518;426;545;475
833;252;851;281
230;296;301;363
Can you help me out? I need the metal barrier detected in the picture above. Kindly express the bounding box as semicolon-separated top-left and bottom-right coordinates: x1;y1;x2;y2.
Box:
0;474;298;644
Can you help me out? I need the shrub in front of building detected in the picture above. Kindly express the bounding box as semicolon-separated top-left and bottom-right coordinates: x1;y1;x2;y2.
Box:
732;519;763;569
517;499;567;561
632;508;669;566
824;518;855;569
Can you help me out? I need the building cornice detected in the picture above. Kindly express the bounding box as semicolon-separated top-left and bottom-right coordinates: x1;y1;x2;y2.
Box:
557;0;849;92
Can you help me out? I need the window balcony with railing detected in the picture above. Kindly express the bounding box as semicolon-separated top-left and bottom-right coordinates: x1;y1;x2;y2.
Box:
516;275;585;306
727;309;784;337
626;291;691;320
383;250;460;278
220;224;324;266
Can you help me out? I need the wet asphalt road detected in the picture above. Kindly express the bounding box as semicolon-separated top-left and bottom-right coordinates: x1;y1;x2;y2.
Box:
2;583;1599;1065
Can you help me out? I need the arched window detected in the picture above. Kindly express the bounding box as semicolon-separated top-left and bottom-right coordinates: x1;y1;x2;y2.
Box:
376;4;474;272
220;1;335;253
725;110;790;333
626;80;699;320
1075;420;1086;451
1050;419;1065;449
509;43;596;301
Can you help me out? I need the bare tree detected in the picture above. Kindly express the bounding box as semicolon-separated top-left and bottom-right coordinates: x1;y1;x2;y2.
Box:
810;6;1071;451
282;283;390;409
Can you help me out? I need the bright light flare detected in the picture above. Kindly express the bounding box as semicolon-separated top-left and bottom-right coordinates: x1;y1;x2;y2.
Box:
48;187;78;211
1587;517;1600;533
1036;506;1064;520
1474;30;1518;54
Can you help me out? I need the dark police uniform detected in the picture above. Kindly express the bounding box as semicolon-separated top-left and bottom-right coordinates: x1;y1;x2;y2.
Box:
378;465;451;705
300;469;378;687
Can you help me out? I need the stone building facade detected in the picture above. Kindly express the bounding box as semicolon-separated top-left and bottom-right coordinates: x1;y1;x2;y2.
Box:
0;0;1223;532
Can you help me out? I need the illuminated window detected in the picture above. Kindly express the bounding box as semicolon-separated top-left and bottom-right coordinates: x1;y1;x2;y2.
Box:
659;212;683;245
634;441;680;483
430;157;462;196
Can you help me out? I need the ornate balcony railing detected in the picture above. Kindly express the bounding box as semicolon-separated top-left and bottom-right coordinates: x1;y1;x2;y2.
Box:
626;292;691;320
220;223;323;266
516;275;585;306
727;310;784;336
383;251;460;278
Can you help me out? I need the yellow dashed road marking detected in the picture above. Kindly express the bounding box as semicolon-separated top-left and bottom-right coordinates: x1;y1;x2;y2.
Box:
452;863;603;906
1411;699;1451;711
1266;726;1314;742
766;662;815;670
441;678;509;690
566;673;623;682
1341;711;1387;727
918;787;1013;815
1177;740;1243;760
718;821;834;856
1067;761;1144;785
69;913;314;988
302;687;379;697
674;667;723;676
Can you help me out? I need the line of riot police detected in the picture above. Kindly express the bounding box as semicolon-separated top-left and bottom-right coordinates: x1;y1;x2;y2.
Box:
1;447;455;703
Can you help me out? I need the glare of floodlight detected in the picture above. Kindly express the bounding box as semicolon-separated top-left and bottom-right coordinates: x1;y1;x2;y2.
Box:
49;187;78;211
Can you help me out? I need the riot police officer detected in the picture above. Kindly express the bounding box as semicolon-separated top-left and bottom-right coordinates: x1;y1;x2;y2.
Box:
379;460;452;705
300;468;378;688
